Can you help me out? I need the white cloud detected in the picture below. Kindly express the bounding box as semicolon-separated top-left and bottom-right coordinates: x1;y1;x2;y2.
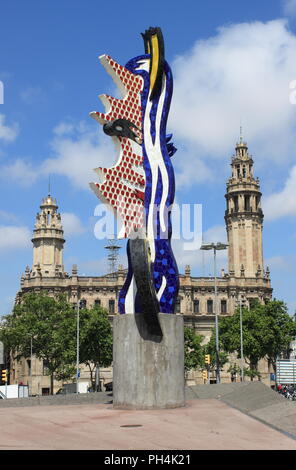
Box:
0;210;19;223
173;145;214;188
0;114;19;142
265;255;292;270
0;120;115;190
202;224;228;245
0;225;30;251
172;224;228;274
20;86;45;104
53;122;75;136
169;19;296;187
7;19;296;197
263;164;296;219
283;0;296;18
42;121;115;190
0;158;38;187
61;212;86;237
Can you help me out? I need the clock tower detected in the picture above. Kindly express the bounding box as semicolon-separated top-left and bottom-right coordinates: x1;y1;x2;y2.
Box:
31;194;65;278
225;136;264;278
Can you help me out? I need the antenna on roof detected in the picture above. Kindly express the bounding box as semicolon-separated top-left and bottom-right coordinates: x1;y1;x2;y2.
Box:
239;122;243;144
105;236;121;278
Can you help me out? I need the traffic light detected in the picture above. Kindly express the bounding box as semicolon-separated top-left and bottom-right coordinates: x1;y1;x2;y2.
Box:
205;354;211;365
202;370;208;381
1;369;7;383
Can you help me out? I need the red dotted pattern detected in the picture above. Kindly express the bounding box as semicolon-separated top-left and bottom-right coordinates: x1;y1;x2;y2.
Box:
93;56;146;238
96;55;143;142
96;136;145;237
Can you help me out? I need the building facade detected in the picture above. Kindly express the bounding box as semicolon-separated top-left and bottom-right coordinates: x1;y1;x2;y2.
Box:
11;139;273;393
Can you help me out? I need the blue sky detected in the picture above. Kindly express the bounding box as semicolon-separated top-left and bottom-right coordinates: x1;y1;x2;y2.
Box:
1;0;296;315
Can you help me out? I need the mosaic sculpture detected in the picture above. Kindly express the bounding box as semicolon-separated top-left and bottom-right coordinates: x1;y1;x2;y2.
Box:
90;27;179;335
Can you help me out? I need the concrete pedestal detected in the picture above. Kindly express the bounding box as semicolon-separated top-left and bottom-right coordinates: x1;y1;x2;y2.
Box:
113;313;185;409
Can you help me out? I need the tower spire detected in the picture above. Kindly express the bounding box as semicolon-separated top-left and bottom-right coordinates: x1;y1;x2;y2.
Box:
225;137;264;278
31;193;65;278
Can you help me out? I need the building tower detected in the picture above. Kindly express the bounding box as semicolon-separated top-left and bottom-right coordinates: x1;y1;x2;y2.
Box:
31;193;65;278
225;136;264;278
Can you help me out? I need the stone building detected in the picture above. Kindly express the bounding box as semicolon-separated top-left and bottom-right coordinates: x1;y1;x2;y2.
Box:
11;138;273;394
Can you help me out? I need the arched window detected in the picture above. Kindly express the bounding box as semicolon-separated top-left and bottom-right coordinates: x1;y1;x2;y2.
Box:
47;211;51;225
207;299;213;314
244;195;250;211
109;299;115;314
221;300;227;314
193;300;199;314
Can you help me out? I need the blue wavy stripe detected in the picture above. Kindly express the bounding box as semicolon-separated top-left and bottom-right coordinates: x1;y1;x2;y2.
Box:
119;55;179;314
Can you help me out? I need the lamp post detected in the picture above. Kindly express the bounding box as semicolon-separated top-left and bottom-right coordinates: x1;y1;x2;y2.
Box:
239;296;244;382
25;334;34;396
76;300;80;394
200;242;228;384
235;294;245;382
30;336;33;395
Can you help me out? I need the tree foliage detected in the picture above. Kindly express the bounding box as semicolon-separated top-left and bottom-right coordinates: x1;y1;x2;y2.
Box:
204;330;229;370
184;327;204;372
227;363;241;381
79;306;113;390
0;293;114;394
0;293;77;394
262;300;296;372
217;299;296;374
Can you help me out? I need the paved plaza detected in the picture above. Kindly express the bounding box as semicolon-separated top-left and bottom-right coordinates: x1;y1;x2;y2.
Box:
0;383;296;450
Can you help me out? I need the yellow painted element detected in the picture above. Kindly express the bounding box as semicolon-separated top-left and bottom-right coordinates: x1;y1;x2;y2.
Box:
1;369;7;383
149;34;160;94
205;354;211;364
202;370;208;381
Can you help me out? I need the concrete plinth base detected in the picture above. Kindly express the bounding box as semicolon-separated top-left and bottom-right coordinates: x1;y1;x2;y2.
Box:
113;313;185;409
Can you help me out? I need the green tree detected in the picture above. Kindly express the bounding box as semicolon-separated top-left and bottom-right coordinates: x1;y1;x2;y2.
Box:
227;363;241;382
260;300;296;373
0;293;76;394
205;329;229;374
243;368;261;381
79;306;113;391
218;301;268;375
184;327;204;374
218;299;296;378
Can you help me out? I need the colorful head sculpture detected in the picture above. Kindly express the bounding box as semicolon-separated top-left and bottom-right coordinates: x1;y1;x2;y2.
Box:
90;27;179;331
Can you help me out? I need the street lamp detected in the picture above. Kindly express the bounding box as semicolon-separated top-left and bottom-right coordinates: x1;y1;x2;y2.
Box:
200;242;228;384
26;334;34;396
76;300;80;394
30;336;33;396
235;294;245;382
239;296;244;382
